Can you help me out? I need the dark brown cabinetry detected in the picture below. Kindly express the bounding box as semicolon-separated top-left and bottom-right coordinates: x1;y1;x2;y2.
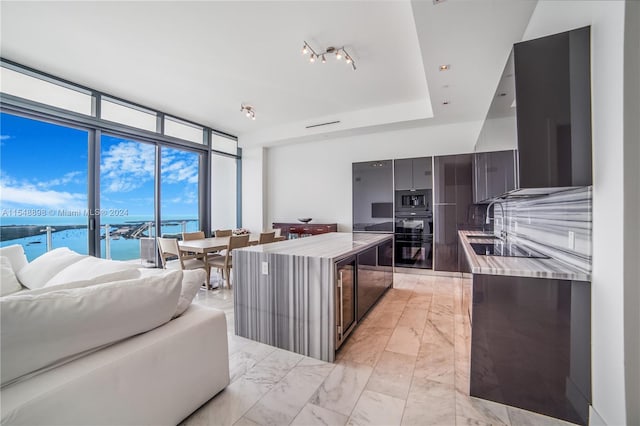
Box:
471;274;591;425
394;157;432;190
514;26;592;188
273;223;337;239
473;150;517;203
433;154;473;272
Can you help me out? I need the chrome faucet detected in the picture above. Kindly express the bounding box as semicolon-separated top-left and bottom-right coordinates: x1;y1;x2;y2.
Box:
486;200;507;241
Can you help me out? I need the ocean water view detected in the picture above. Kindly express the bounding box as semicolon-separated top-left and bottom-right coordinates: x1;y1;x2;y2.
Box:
0;215;199;261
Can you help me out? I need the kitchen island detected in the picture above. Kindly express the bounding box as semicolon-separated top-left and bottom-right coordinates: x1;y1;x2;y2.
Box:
232;232;393;362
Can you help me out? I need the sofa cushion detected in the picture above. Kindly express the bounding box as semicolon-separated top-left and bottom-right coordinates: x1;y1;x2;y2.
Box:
0;257;23;296
0;270;182;386
45;256;140;287
138;268;205;318
15;248;86;290
0;245;28;274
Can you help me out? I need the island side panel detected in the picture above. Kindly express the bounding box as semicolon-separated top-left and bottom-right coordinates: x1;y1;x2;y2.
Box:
233;250;336;362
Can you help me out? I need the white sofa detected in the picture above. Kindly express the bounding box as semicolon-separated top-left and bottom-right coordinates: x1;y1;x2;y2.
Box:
0;245;230;425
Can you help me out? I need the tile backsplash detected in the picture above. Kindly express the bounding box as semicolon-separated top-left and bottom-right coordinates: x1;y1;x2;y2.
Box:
493;187;592;274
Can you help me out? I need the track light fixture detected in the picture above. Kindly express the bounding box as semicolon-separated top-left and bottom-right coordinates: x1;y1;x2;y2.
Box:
240;104;256;120
301;41;357;71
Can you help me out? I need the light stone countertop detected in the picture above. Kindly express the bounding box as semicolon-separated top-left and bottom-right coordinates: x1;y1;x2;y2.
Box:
458;230;591;281
235;232;393;261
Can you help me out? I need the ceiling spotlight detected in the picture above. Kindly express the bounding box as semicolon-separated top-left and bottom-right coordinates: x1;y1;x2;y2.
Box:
439;64;450;71
240;104;256;120
442;100;450;105
301;41;357;71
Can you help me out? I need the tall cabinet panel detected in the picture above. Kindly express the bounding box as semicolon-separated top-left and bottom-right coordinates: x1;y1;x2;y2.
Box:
352;160;394;232
433;154;473;272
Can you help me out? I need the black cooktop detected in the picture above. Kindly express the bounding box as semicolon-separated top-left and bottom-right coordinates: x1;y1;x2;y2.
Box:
470;242;550;259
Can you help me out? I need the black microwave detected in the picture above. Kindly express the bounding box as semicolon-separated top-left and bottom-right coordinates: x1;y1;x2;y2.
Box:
395;189;431;213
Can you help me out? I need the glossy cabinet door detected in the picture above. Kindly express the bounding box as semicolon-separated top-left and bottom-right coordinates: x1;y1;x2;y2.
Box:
473;153;488;203
473;150;517;202
412;157;432;190
471;275;591;425
353;160;394;232
434;154;473;272
434;155;457;204
335;256;357;349
394;158;413;190
514;26;592;188
394;157;432;190
433;204;458;272
357;246;386;321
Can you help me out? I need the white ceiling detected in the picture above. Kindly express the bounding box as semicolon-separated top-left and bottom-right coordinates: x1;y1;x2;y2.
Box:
0;1;536;148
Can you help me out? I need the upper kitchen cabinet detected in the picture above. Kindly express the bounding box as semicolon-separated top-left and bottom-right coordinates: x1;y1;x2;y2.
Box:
473;150;517;203
394;157;432;191
514;26;592;188
352;160;394;232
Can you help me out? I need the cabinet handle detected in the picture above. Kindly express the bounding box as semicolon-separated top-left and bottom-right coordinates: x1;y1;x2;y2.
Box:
338;271;344;340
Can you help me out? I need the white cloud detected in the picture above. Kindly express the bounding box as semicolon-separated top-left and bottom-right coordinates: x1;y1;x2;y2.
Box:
0;135;11;141
101;141;155;193
0;176;86;209
161;149;199;184
36;171;83;189
100;142;200;194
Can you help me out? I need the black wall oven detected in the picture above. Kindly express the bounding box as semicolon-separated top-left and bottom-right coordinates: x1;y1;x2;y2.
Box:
395;213;433;269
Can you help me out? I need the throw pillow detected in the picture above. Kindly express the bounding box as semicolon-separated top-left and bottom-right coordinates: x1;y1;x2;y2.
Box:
15;247;86;290
0;270;182;386
0;245;28;274
0;256;23;296
138;268;205;317
45;256;140;287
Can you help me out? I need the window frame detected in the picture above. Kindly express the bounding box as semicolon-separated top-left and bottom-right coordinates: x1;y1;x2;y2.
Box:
0;58;241;259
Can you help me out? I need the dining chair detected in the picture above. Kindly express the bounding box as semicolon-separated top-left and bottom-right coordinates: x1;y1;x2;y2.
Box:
182;231;205;241
157;237;211;289
258;231;276;245
207;234;249;289
214;229;232;237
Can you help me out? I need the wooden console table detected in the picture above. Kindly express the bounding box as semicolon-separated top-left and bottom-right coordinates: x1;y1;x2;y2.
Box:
272;222;338;239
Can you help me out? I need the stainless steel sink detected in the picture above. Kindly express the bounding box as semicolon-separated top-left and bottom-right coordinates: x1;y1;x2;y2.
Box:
469;242;549;259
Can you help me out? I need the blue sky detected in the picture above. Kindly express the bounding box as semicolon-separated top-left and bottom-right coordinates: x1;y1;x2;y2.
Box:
0;112;199;219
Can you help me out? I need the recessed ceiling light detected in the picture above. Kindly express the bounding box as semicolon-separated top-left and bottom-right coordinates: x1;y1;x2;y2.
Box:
433;0;447;4
439;64;450;71
443;84;450;88
442;101;450;105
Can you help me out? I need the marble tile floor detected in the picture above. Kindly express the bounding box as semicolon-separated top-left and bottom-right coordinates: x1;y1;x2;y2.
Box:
181;273;577;426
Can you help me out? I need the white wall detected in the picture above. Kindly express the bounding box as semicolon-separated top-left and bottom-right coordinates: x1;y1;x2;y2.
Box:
522;2;628;424
262;120;481;231
241;147;266;232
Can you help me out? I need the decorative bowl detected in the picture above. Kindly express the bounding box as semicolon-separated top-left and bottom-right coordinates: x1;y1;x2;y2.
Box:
297;218;312;223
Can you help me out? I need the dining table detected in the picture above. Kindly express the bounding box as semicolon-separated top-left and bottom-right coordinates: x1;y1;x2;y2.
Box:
177;233;261;255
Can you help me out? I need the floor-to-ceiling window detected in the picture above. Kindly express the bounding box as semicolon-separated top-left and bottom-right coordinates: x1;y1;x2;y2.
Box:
0;112;89;261
1;60;240;263
100;135;156;261
211;133;239;231
160;146;200;237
